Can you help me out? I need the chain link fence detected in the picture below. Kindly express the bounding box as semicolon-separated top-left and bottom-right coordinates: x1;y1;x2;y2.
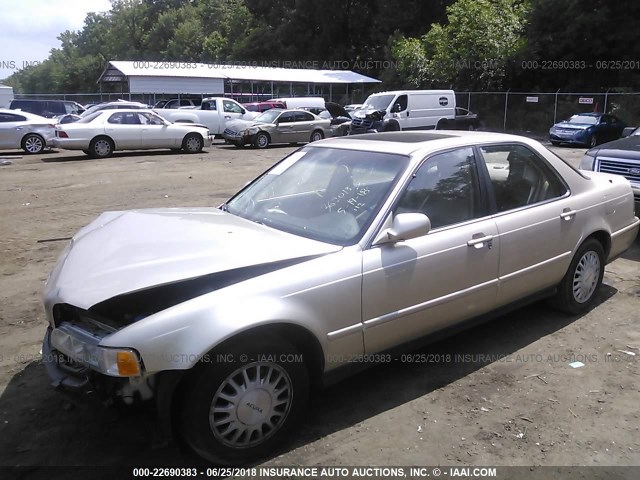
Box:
456;91;640;135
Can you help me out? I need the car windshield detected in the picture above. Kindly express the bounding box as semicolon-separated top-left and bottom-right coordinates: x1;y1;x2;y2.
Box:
362;94;395;111
76;112;103;123
255;110;281;124
225;146;409;245
567;115;598;125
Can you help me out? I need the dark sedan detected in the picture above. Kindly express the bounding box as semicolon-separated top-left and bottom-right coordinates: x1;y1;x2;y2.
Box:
549;112;626;147
453;107;480;130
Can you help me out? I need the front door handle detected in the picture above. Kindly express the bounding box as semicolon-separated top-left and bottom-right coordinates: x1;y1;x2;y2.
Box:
467;234;494;249
560;209;577;221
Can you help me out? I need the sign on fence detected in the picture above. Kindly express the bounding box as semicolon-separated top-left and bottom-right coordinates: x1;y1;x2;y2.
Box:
526;96;539;103
579;97;594;104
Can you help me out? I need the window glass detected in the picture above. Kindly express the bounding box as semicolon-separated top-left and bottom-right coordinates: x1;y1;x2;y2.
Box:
0;113;25;122
394;95;408;112
278;113;296;123
480;144;567;212
223;100;243;114
294;111;314;122
138;112;164;125
396;147;480;229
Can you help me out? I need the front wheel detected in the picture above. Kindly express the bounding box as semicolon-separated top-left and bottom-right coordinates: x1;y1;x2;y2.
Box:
436;119;449;130
22;134;45;154
588;135;598;148
182;133;203;153
551;238;605;314
254;132;270;149
180;339;309;464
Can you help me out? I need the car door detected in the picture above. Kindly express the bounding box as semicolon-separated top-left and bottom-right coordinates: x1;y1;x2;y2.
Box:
138;112;174;148
104;111;142;149
272;112;297;144
222;99;246;121
0;112;27;149
362;146;500;354
292;111;317;142
478;143;578;306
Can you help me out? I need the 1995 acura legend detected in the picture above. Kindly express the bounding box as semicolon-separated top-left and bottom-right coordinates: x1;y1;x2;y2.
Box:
42;131;639;463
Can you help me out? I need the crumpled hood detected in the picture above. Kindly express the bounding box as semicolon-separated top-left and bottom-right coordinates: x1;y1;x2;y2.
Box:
553;122;592;131
225;119;267;132
49;208;341;309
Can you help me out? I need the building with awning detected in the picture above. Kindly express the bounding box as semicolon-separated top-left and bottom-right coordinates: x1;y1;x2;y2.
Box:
98;61;381;102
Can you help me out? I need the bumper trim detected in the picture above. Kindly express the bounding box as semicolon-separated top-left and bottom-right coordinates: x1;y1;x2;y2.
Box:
42;328;90;390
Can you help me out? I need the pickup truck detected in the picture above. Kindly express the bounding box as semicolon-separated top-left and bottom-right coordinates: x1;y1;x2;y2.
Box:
158;97;258;135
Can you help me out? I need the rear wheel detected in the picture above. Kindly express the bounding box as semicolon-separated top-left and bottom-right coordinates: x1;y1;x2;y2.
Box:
179;338;309;464
182;133;203;153
309;130;324;142
21;134;45;154
89;136;114;158
551;238;605;314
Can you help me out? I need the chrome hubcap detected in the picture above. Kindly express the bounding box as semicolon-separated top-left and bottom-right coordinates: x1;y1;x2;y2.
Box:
95;140;111;156
25;136;42;153
312;133;322;141
572;250;600;303
186;136;201;151
257;135;268;147
210;362;292;448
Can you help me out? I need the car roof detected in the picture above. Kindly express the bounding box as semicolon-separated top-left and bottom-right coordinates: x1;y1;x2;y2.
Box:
313;131;543;156
571;112;603;117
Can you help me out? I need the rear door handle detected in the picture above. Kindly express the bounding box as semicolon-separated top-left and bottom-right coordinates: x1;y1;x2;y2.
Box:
560;209;577;221
467;234;494;249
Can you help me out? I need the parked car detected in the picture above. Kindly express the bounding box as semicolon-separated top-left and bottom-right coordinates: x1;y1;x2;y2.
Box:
223;108;331;148
9;99;85;118
549;112;626;147
49;109;211;158
54;113;82;124
242;101;286;113
453;107;480;130
42;131;639;464
0;108;55;153
81;100;149;118
580;126;640;211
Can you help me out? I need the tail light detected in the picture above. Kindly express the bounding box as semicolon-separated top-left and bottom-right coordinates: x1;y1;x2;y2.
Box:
57;131;69;138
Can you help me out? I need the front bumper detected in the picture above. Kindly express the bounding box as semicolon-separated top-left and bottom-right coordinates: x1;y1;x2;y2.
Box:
222;130;256;146
549;130;589;145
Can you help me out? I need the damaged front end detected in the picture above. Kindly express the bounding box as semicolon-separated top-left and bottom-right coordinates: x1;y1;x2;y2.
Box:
348;109;386;135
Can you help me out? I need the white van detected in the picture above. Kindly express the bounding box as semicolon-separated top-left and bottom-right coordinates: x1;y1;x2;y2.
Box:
350;90;456;133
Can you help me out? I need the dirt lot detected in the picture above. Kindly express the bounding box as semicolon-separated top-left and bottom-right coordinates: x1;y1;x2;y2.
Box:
0;139;638;475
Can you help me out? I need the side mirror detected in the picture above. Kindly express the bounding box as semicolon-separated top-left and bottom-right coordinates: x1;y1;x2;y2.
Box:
622;126;636;138
373;213;431;245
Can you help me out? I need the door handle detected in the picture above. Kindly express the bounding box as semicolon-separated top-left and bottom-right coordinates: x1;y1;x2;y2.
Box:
560;209;577;221
467;235;494;249
16;127;23;131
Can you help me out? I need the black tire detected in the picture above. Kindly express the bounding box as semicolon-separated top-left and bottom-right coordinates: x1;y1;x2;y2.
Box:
588;135;598;148
21;133;45;154
232;142;243;148
82;149;90;155
179;338;309;464
254;132;270;149
309;130;324;142
170;148;182;152
550;140;560;146
382;121;400;132
436;119;449;130
88;136;114;159
551;238;605;314
467;124;476;131
182;133;203;153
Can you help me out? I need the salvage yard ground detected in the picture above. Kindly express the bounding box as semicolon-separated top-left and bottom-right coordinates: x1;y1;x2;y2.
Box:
0;141;638;471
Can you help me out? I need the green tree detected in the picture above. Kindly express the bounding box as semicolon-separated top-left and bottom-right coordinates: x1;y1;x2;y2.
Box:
392;0;529;90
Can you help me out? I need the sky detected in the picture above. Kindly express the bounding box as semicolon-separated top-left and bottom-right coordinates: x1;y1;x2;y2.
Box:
0;0;112;81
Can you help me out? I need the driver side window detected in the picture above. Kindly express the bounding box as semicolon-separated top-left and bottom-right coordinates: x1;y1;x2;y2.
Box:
396;147;481;229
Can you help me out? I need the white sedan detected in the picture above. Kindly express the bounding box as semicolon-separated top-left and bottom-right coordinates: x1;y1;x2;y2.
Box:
50;109;212;158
